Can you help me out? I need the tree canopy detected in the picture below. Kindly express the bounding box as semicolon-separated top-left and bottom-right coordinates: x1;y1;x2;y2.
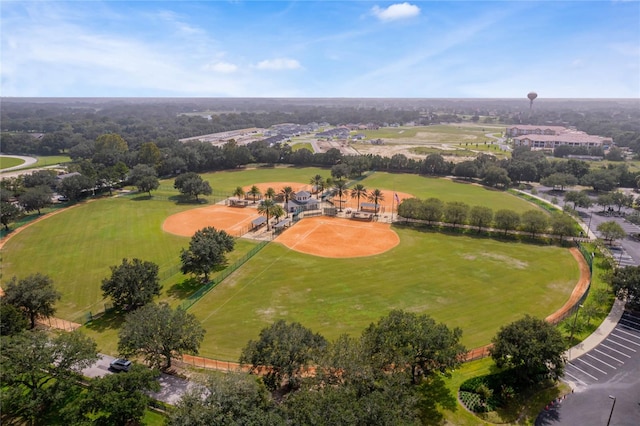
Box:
0;330;98;423
101;258;161;311
180;226;235;282
490;315;566;385
174;172;212;201
118;303;205;369
240;320;328;391
607;265;640;310
597;221;626;243
3;273;61;329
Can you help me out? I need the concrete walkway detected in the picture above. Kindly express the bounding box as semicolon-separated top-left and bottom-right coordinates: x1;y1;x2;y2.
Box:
565;298;625;361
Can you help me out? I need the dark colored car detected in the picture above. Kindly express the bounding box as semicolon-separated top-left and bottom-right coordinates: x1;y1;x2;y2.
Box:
109;358;132;372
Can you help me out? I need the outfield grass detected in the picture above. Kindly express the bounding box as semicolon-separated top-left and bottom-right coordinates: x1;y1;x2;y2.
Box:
190;226;578;360
0;189;259;323
360;172;539;213
0;156;25;170
1;167;570;360
200;166;329;193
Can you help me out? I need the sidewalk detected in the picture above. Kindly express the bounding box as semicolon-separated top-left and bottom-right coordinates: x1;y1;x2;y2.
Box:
565;298;625;361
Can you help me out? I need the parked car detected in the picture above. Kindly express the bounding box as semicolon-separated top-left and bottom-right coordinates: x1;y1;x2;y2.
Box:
109;358;132;372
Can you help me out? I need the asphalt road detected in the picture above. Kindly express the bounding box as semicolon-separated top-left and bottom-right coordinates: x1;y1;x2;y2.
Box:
536;311;640;425
82;354;197;405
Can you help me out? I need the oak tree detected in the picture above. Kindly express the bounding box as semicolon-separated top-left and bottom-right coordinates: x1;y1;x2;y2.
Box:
101;258;161;311
118;303;205;369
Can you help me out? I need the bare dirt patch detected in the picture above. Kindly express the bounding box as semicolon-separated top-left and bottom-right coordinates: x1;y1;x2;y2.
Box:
337;190;413;213
162;205;261;237
275;216;400;258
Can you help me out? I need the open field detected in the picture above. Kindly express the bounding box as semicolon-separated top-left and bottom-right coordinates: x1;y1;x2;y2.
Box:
0;192;259;322
190;226;578;360
0;156;25;169
359;172;538;213
1;167;574;362
360;124;504;144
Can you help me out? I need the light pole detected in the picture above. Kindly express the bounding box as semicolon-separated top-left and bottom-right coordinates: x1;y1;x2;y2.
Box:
606;395;616;426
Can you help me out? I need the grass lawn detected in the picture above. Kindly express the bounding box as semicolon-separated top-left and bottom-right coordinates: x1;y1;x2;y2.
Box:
200;166;329;193
361;124;504;145
34;155;72;167
360;172;538;213
291;142;314;152
0;190;259;323
190;226;578;360
1;167;573;360
0;156;25;169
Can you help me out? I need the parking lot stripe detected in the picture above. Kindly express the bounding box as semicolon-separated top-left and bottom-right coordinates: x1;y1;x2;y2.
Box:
615;328;640;340
606;338;637;352
586;353;617;369
564;370;588;385
593;348;624;363
620;317;640;328
610;333;640;347
600;343;632;358
567;363;599;380
574;358;608;374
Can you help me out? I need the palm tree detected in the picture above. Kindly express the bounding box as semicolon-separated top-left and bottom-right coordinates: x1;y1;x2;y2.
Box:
248;185;261;204
265;187;276;200
232;186;245;199
257;199;283;231
367;188;385;217
350;184;367;211
333;180;348;212
310;174;325;199
280;186;294;216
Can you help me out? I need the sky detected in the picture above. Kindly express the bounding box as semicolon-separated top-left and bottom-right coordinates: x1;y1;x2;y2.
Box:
1;1;639;98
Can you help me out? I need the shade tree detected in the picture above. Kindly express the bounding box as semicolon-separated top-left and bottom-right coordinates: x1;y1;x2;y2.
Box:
520;210;549;237
118;302;205;369
494;209;521;235
597;221;626;244
443;201;469;228
240;320;327;391
490;315;566;385
101;258;161;311
174;172;212;201
180;226;235;282
607;265;640;311
469;205;493;232
0;330;98;423
3;273;61;329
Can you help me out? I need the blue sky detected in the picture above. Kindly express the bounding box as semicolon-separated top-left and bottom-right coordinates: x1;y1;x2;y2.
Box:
1;1;639;98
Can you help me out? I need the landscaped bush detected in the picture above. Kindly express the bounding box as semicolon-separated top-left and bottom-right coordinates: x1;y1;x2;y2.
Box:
458;371;519;413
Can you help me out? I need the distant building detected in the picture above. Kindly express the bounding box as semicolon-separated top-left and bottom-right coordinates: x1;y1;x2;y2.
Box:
508;125;613;150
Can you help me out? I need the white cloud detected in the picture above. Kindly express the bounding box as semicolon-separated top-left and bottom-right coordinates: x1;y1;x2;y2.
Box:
204;61;238;73
371;3;420;22
255;58;302;70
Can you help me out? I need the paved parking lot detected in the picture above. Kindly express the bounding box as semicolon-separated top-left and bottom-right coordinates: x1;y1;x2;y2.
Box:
536;311;640;425
563;311;640;389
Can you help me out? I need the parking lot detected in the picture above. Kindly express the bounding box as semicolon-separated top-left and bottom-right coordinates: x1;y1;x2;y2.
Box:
564;311;640;389
536;310;640;425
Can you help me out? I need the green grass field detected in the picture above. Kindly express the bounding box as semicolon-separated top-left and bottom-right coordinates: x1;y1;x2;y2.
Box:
360;172;538;213
1;167;577;362
34;155;71;167
361;124;504;145
0;156;25;170
190;227;578;360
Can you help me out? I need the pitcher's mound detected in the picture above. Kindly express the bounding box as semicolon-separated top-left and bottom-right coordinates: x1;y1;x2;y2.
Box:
276;216;399;258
